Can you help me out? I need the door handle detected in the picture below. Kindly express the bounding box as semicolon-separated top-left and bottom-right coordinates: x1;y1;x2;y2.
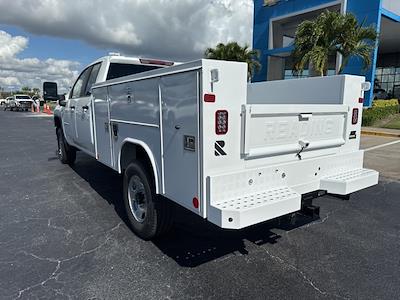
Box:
112;123;119;137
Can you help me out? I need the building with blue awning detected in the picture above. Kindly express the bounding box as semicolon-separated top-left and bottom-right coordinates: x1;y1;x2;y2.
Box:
253;0;400;106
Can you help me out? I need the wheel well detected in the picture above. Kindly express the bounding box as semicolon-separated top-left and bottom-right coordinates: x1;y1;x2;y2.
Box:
120;142;156;187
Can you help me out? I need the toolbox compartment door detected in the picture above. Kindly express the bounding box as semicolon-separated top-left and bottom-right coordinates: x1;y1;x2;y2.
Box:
160;71;201;214
241;104;348;160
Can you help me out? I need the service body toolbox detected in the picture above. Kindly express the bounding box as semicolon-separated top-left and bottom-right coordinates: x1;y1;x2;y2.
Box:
54;58;378;239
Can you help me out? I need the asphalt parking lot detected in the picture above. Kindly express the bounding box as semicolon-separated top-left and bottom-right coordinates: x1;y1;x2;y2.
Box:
0;110;399;300
361;135;400;180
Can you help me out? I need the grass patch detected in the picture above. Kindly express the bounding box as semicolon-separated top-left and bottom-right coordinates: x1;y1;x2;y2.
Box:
362;100;399;127
382;114;400;130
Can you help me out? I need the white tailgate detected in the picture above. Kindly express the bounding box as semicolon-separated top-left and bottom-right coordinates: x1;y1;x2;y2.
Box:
241;105;348;159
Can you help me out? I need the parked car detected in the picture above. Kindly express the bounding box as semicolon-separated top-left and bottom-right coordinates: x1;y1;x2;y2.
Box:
373;88;388;100
4;95;34;111
393;85;400;100
3;97;15;111
0;98;6;106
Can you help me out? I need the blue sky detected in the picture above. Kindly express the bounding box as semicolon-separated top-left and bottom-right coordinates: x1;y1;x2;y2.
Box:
1;24;105;67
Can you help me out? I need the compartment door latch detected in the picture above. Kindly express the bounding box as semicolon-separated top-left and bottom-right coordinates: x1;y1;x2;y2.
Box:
296;140;310;160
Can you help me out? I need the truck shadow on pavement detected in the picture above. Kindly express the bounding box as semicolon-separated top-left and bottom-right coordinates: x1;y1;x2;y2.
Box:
70;153;318;268
153;209;316;267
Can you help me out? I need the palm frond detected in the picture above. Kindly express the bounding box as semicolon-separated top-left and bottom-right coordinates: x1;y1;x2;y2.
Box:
291;10;377;76
204;42;262;79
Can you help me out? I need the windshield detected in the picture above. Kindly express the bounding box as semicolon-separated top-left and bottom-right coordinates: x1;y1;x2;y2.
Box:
16;96;31;100
106;63;161;81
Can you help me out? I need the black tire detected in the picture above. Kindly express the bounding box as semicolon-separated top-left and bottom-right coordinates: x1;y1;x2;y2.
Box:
56;127;76;165
123;161;173;240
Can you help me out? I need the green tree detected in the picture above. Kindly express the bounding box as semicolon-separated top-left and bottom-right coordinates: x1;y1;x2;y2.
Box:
292;11;378;76
32;88;40;95
205;42;261;80
21;86;31;93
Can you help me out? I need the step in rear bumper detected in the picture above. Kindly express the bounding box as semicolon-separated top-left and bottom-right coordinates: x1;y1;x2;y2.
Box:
208;187;301;229
206;152;379;230
320;168;379;195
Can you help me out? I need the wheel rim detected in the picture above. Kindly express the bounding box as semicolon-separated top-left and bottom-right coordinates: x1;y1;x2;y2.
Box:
128;175;147;223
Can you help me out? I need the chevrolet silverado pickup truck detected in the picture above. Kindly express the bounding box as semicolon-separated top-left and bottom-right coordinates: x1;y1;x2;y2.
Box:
47;56;379;240
4;95;34;111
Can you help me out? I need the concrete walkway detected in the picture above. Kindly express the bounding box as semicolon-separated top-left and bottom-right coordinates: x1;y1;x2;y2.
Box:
362;127;400;138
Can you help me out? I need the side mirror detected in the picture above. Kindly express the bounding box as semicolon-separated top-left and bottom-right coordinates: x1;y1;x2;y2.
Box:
43;82;59;102
58;94;67;107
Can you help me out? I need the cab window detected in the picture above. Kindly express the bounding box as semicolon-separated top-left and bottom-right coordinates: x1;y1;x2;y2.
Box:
84;63;101;96
71;66;92;99
106;63;160;80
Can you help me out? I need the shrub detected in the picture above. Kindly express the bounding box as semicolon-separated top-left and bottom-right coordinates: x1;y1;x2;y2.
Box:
372;99;399;108
362;100;399;126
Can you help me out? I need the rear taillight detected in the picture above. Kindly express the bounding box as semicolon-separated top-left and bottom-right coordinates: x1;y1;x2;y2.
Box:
352;108;359;125
193;197;199;209
215;110;228;135
204;94;215;103
358;98;364;104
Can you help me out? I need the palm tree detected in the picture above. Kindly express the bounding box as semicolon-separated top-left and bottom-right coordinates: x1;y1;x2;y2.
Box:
205;42;261;80
292;11;378;77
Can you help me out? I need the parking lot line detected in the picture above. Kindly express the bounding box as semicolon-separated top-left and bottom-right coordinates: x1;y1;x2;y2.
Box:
365;140;400;152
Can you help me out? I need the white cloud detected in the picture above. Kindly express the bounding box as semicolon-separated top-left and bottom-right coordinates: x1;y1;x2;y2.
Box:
0;76;21;87
0;1;253;93
0;0;254;60
0;30;79;92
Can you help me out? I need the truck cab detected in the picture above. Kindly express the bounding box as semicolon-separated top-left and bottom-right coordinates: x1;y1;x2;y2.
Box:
54;54;175;156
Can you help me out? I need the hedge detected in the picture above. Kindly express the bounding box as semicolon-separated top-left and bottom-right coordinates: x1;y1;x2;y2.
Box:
362;100;399;127
372;99;399;108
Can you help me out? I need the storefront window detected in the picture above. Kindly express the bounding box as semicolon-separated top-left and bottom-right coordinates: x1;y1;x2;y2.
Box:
283;55;336;80
375;67;400;98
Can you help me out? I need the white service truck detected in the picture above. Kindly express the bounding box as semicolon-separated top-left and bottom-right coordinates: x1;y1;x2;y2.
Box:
47;55;379;240
4;95;34;111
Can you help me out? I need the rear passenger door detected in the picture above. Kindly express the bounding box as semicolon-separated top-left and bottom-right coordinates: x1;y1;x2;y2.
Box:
73;63;101;155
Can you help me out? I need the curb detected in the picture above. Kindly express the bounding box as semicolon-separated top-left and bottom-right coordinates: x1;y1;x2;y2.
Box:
361;130;400;138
